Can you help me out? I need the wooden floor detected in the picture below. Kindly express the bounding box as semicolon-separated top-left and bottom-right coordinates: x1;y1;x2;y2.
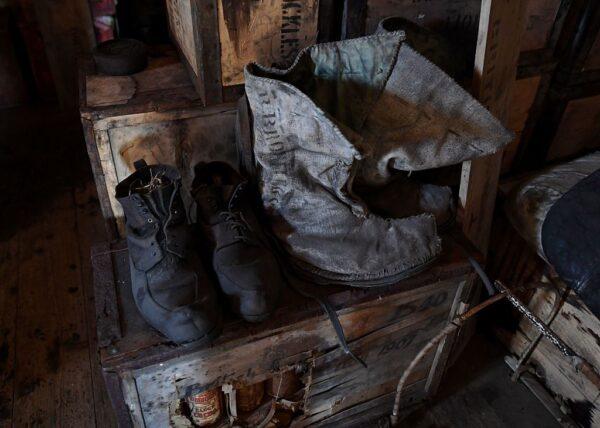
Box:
0;105;558;427
0;105;116;427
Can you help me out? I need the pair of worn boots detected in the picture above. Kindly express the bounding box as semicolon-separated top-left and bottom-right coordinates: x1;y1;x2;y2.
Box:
116;160;282;344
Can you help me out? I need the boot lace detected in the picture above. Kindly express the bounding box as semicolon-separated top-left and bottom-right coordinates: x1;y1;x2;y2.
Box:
220;211;252;243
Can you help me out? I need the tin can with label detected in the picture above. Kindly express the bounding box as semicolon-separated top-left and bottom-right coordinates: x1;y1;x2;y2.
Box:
187;388;222;426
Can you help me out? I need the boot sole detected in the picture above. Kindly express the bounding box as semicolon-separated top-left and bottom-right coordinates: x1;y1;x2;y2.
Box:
177;311;223;346
287;255;440;288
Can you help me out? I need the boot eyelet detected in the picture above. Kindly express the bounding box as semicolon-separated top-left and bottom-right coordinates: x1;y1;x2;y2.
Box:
147;218;153;223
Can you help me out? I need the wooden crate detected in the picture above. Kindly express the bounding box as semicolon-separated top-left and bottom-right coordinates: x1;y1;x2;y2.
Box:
342;0;563;53
79;52;239;239
92;236;476;427
165;0;338;106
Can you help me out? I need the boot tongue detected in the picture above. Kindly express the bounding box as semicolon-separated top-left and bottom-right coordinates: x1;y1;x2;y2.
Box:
142;180;176;220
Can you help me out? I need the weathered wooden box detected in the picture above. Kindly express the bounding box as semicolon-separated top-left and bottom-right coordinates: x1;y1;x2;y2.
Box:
79;53;239;238
165;0;338;105
92;236;477;427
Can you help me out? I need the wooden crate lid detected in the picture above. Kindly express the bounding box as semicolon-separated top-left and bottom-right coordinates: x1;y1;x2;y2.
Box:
92;230;476;370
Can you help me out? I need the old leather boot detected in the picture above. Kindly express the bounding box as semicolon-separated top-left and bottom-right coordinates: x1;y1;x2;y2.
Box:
244;32;513;286
116;160;221;344
192;162;281;322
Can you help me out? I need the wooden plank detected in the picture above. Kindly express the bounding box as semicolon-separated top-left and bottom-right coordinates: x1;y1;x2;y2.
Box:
526;284;600;377
32;0;95;109
45;191;96;426
459;0;528;255
546;93;600;161
13;199;60;426
193;0;222;103
498;327;600;426
520;0;562;51
91;243;121;348
425;279;468;394
341;0;367;39
132;279;461;426
81;118;119;240
95;129;124;235
216;0;320;86
91;102;237;131
74;183;118;427
302;317;443;423
309;381;426;427
121;373;145;427
0;236;19;427
166;0;200;77
363;0;481;40
85;56;197;108
501;75;542;173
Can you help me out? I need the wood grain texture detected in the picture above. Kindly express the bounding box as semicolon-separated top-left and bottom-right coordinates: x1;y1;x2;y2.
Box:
499;324;600;427
132;278;462;426
73;183;118;427
217;0;320;86
501;75;542;173
166;0;199;76
520;0;562;51
48;192;96;427
93;233;476;426
546;93;600;161
0;236;19;427
12;206;60;427
459;0;528;255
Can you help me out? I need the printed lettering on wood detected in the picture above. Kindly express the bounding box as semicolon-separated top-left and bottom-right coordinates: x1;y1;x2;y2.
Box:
166;0;199;76
217;0;319;86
